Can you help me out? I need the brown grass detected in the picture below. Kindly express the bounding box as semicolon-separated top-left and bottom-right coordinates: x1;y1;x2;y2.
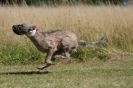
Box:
0;5;133;51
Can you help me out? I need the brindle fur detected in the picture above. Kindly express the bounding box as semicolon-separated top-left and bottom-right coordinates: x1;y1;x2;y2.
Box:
28;30;78;65
12;24;107;70
12;24;78;70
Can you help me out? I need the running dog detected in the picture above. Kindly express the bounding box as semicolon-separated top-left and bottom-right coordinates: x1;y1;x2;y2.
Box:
12;24;107;70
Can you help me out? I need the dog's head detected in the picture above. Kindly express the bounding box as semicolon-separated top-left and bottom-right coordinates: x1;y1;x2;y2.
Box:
12;24;37;36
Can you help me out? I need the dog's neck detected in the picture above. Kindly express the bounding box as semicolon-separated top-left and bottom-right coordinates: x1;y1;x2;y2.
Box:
26;30;46;52
26;29;42;41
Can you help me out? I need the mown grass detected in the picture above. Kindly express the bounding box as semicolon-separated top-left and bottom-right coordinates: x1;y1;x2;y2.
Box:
0;5;133;88
0;5;133;64
0;57;133;88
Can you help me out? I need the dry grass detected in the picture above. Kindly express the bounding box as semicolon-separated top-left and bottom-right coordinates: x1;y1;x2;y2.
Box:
0;5;133;64
0;6;133;87
0;5;133;50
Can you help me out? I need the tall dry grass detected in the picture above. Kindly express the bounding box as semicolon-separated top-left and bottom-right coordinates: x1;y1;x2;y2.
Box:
0;5;133;64
0;6;133;49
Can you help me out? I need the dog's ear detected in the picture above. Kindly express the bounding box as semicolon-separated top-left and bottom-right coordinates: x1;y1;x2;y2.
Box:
21;24;26;27
33;25;39;31
32;26;36;29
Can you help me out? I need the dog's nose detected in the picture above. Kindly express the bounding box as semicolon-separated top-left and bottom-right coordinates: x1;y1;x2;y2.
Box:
12;25;16;30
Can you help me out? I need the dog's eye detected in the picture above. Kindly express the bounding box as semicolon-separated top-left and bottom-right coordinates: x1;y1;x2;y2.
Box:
28;29;33;32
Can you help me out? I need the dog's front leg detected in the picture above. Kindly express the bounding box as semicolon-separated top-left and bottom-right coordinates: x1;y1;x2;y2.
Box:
45;48;55;65
37;48;55;70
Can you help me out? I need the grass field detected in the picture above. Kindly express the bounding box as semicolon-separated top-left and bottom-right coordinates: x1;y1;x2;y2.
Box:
0;5;133;64
1;5;133;49
0;5;133;88
0;58;133;88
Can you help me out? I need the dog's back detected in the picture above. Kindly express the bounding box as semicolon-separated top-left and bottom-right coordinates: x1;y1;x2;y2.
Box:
43;30;78;50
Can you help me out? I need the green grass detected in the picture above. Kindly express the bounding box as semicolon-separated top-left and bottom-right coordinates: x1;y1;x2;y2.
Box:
0;6;133;87
1;6;133;64
0;41;109;64
0;43;43;65
0;58;133;88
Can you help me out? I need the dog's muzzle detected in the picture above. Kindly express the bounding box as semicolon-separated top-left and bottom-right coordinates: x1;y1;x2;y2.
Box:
12;25;25;35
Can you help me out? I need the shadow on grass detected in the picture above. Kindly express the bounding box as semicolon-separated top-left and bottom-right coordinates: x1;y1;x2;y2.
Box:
0;70;50;75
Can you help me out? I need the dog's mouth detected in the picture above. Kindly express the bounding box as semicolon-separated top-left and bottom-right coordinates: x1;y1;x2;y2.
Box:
12;26;25;35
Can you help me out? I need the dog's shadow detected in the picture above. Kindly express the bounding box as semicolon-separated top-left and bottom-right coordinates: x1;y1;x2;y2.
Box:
0;70;50;75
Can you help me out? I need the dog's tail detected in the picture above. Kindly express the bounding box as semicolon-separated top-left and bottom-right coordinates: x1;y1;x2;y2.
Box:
78;35;108;48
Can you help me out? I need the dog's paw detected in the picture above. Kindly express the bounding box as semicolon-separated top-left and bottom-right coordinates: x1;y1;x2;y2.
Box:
36;63;55;70
37;65;46;70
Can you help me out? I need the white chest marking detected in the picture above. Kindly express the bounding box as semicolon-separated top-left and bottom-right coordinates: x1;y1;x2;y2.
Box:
27;29;36;37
